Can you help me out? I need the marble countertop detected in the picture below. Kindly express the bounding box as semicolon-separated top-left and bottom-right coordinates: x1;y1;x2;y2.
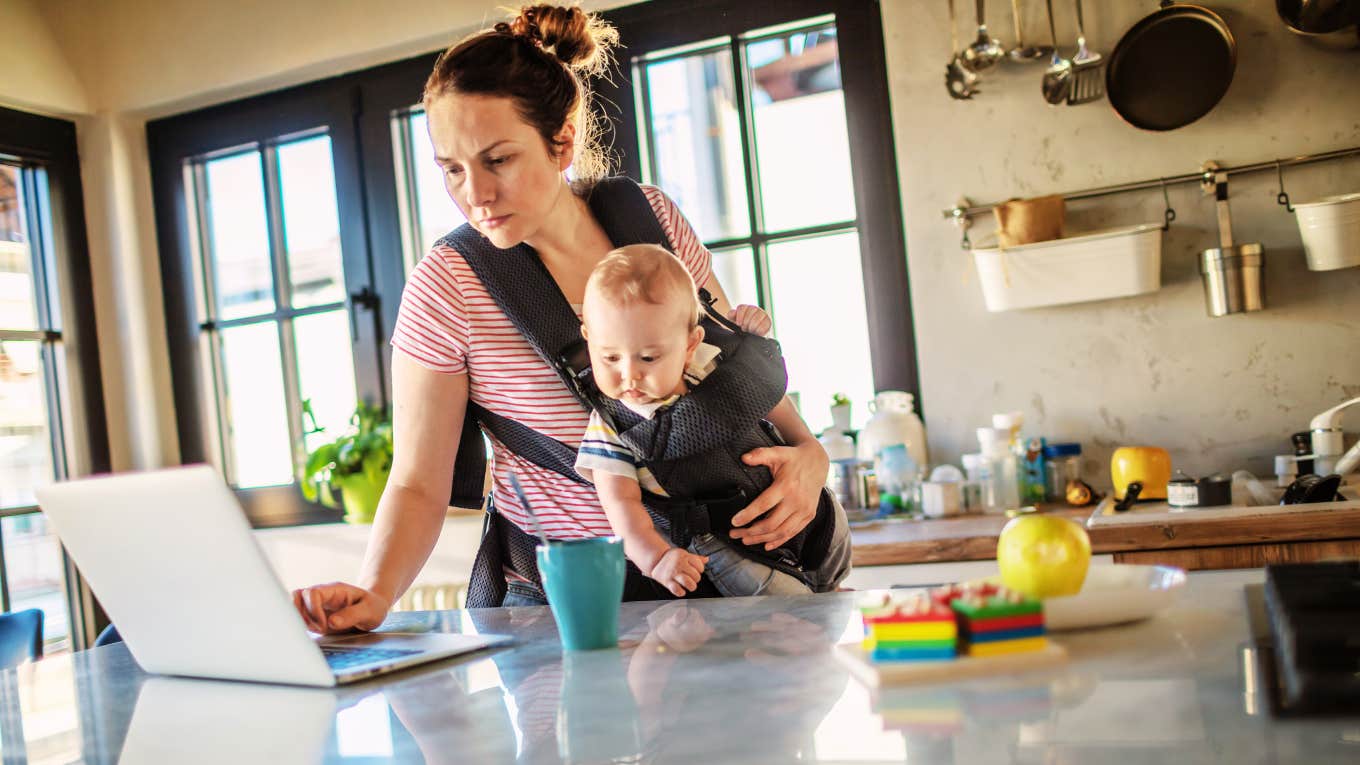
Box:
3;569;1357;764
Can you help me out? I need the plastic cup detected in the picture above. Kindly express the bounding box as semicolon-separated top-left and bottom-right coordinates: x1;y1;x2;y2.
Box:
536;537;625;651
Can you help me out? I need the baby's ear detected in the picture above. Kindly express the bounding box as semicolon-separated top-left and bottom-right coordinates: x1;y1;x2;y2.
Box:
687;325;705;354
580;323;591;341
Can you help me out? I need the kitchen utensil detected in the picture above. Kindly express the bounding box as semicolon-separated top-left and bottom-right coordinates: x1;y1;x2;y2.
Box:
946;0;982;99
1041;0;1073;104
1199;172;1265;317
1276;0;1360;49
1111;445;1172;501
1293;192;1360;271
1106;1;1236;131
962;0;1006;72
1066;0;1105;104
1008;0;1054;60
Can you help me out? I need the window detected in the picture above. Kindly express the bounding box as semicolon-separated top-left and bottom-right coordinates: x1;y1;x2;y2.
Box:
1;106;110;652
601;0;919;433
149;86;383;526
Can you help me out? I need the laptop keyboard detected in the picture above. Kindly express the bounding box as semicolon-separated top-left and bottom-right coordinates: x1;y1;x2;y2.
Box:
321;644;422;671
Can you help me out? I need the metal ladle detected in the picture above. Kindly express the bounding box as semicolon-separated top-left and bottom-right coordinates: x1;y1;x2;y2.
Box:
1040;0;1072;105
1008;0;1054;61
961;0;1006;72
946;0;981;99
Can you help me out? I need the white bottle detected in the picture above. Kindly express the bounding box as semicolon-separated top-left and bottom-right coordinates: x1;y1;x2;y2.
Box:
977;427;1021;512
857;391;929;471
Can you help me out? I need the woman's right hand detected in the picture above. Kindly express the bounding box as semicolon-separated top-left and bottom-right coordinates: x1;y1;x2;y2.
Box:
292;582;392;634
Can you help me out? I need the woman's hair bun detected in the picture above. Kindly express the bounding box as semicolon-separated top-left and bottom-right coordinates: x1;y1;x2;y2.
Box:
500;4;618;77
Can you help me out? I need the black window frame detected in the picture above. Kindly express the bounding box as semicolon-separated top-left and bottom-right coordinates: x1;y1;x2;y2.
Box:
0;104;111;649
148;81;387;527
598;0;921;404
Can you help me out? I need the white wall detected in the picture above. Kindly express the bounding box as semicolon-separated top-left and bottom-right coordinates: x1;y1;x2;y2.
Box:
880;0;1360;485
0;0;88;116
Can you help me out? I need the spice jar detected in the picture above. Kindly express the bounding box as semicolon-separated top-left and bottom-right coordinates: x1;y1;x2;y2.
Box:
1042;443;1082;503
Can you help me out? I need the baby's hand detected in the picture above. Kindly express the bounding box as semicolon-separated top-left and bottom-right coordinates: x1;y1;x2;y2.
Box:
728;304;773;337
650;548;708;597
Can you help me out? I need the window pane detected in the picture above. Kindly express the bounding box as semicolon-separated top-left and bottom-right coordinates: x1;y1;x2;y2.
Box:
294;310;358;454
0;340;54;509
748;27;856;233
2;512;69;650
278;136;345;309
205;151;275;320
407;111;466;262
767;231;873;434
644;48;750;241
220;322;292;487
0;164;40;331
709;246;759;308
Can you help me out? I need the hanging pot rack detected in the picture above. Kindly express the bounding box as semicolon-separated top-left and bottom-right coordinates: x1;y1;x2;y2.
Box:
942;145;1360;249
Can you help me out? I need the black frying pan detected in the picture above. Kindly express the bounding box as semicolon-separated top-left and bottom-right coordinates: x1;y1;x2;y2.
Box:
1106;1;1237;131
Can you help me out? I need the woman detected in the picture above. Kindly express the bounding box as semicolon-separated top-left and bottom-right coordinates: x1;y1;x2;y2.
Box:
293;4;845;633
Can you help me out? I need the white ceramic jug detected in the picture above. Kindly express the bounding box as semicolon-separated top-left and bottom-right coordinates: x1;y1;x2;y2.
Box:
856;391;929;469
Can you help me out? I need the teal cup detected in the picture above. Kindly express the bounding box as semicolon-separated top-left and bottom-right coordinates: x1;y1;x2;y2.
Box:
536;537;626;651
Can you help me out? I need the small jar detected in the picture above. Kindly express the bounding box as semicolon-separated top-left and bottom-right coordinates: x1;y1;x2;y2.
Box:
1042;443;1082;503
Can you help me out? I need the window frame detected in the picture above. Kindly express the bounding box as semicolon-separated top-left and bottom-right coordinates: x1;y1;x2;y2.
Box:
148;81;384;527
598;0;922;405
0;104;111;649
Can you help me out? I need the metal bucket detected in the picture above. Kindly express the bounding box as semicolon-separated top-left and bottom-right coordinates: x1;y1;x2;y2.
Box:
1200;244;1264;317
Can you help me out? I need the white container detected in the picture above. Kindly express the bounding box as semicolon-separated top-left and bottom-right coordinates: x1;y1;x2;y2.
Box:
971;223;1164;312
1294;192;1360;271
856;391;928;470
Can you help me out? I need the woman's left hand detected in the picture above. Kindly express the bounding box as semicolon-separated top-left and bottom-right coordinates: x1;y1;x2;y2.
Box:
729;439;829;550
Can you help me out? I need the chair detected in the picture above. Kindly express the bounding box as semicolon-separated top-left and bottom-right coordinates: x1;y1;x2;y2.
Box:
0;609;44;669
93;624;123;647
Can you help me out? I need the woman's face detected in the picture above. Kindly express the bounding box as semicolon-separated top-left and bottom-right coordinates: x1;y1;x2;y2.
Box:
425;92;573;249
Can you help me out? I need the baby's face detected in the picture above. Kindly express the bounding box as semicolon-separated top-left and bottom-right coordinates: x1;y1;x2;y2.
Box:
582;294;702;406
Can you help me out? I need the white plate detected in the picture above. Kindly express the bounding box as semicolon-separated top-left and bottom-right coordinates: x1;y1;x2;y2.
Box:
1042;564;1187;631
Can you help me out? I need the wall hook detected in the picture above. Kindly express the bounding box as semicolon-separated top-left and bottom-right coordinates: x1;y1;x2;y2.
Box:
1275;160;1295;213
1159;177;1177;231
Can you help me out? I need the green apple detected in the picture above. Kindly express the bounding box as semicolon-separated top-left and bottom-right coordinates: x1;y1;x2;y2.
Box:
996;515;1091;598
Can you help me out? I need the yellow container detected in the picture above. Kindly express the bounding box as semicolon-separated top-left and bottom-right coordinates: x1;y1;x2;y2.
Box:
1111;446;1172;501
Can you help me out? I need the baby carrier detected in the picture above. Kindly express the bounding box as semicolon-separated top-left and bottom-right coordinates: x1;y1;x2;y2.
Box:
447;177;837;607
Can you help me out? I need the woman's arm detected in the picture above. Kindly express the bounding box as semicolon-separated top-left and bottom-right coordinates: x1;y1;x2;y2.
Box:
294;351;467;632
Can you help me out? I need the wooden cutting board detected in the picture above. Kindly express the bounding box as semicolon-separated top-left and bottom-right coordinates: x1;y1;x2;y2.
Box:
834;642;1068;688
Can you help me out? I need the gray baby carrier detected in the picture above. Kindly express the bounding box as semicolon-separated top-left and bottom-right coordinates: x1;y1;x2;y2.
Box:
447;177;837;607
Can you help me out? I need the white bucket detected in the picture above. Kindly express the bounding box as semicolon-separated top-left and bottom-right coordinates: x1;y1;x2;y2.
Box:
1294;192;1360;272
971;223;1163;312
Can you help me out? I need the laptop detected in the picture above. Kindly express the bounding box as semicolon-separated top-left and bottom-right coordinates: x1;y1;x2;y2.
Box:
36;464;511;687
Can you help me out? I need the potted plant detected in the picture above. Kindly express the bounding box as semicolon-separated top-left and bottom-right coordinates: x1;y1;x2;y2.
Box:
830;392;852;434
299;399;393;524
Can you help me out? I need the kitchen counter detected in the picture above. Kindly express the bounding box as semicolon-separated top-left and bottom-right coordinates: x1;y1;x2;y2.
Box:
3;570;1357;763
851;500;1360;570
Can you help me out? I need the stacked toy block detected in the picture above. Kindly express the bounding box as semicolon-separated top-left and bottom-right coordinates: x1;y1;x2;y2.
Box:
947;584;1047;657
859;592;958;662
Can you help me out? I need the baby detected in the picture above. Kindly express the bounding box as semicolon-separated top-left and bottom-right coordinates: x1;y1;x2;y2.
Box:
573;243;812;598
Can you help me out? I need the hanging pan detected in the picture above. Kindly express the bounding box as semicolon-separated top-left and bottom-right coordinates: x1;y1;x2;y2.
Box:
1106;1;1237;131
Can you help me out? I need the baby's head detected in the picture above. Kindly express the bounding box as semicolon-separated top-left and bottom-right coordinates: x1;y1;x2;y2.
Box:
582;244;705;405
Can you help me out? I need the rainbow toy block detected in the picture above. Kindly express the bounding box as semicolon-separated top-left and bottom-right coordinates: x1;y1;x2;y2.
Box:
859;592;958;662
949;588;1046;657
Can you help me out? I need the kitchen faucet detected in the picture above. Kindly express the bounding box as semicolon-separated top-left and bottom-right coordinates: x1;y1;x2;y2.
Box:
1309;396;1360;476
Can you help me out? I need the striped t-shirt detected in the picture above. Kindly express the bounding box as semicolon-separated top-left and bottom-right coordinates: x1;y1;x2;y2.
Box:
389;185;712;539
